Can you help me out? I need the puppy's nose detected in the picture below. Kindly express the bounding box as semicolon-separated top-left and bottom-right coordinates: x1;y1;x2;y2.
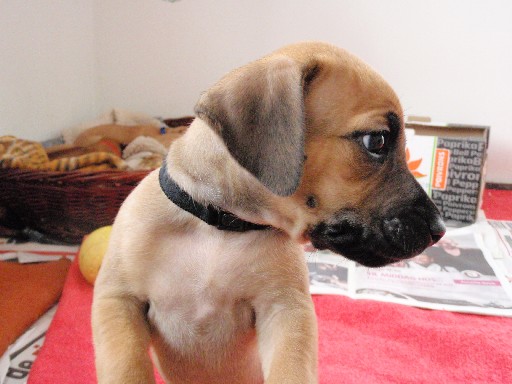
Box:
382;213;446;252
429;216;446;245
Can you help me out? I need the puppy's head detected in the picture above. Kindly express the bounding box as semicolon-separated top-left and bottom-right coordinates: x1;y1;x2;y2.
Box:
195;42;445;267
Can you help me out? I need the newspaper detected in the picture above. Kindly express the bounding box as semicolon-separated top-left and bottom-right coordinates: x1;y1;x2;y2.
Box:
306;221;512;317
0;241;77;263
0;307;57;384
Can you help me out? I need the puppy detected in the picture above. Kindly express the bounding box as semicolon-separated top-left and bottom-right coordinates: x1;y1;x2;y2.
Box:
92;42;445;384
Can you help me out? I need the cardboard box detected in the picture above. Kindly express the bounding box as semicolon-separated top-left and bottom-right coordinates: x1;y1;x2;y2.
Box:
404;121;490;226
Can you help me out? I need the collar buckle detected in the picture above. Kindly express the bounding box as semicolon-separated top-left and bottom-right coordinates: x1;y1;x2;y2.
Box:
207;207;247;232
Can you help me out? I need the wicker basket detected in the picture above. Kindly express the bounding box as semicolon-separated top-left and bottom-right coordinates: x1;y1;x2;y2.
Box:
0;168;150;243
0;117;194;244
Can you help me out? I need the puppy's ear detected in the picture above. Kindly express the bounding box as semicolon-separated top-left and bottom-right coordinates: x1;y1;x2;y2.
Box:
195;55;318;196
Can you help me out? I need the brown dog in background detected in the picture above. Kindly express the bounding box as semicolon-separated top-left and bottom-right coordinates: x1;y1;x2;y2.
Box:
92;42;445;384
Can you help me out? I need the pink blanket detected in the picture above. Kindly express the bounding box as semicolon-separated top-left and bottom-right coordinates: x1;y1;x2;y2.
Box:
28;257;512;384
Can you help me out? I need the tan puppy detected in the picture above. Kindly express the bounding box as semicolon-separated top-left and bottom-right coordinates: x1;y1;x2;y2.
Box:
92;42;445;384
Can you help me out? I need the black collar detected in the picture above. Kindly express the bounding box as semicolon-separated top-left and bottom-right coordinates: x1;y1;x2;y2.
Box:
159;161;270;232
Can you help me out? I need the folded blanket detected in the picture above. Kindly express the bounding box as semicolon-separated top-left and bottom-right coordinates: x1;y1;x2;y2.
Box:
123;136;168;170
28;257;512;384
0;258;71;356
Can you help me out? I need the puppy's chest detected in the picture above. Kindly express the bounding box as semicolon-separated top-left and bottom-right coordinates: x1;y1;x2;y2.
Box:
146;248;257;354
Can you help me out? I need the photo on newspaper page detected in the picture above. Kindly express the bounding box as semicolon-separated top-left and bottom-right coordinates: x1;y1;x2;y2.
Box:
353;229;512;315
305;245;351;295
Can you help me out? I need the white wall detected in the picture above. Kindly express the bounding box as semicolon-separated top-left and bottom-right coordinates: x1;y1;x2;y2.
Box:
1;0;511;182
0;0;97;142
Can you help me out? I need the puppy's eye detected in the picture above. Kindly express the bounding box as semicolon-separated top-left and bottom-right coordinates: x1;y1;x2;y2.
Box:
362;132;389;156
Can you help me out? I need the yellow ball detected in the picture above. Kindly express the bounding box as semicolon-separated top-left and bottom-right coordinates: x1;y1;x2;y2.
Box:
78;226;112;285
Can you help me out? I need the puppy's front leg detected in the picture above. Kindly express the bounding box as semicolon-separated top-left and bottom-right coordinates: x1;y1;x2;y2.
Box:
257;293;318;384
92;294;155;384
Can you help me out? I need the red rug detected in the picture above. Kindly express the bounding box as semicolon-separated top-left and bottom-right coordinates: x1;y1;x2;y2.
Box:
482;188;512;220
28;189;512;384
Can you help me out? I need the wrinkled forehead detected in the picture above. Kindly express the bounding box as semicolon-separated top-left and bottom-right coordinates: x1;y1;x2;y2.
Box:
304;60;403;138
